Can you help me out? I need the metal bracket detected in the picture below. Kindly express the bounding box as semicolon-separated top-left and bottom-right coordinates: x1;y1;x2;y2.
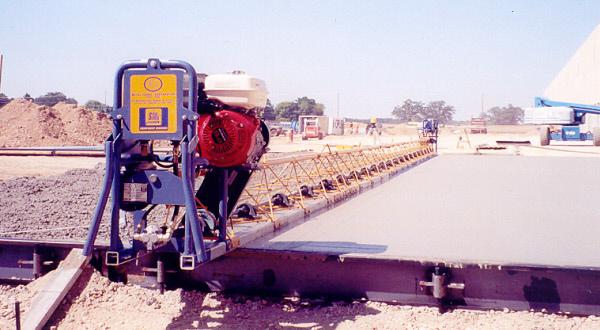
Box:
105;251;120;266
419;268;465;299
180;255;195;270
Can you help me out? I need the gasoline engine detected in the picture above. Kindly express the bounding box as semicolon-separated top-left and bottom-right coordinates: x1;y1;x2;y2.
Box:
83;59;269;273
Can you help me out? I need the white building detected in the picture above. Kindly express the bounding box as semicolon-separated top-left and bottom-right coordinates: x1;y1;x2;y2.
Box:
545;24;600;130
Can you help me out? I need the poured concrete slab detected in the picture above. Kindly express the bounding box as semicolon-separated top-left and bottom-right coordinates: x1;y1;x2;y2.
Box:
244;155;600;268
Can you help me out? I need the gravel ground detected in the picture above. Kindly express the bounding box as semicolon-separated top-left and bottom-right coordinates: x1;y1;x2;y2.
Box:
0;165;107;240
1;267;595;329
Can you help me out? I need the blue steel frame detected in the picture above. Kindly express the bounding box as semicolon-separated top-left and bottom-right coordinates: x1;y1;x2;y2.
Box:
83;59;209;268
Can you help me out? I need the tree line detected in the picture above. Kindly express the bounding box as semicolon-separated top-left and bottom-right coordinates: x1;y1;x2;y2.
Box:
0;90;524;125
262;96;324;121
0;91;111;111
391;98;524;124
478;105;523;124
0;91;325;119
391;99;456;123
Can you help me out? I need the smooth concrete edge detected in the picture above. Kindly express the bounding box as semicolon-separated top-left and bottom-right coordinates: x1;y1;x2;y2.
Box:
337;252;600;272
233;153;437;252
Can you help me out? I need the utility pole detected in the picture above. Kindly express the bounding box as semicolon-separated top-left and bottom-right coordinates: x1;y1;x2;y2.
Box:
0;54;3;93
336;92;340;118
480;93;484;115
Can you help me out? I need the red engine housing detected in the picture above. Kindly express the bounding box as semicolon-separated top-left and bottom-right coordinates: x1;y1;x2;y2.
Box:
197;110;260;168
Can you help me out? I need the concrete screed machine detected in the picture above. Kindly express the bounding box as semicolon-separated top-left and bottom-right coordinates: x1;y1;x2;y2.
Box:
83;59;269;282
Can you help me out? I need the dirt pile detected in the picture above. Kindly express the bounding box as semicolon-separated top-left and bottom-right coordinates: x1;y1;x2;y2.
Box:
0;99;110;147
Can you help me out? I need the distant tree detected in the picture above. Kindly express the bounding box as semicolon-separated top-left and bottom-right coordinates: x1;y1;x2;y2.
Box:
23;93;34;102
480;104;523;124
275;97;325;120
425;100;455;124
84;100;113;113
392;99;425;122
34;92;77;107
262;99;276;120
0;93;10;108
295;96;324;116
275;101;297;120
392;99;455;123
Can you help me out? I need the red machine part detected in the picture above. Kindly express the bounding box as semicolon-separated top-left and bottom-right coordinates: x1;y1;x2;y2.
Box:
197;110;260;168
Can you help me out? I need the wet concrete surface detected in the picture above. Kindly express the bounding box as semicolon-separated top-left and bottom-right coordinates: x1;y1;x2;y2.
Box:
244;155;600;268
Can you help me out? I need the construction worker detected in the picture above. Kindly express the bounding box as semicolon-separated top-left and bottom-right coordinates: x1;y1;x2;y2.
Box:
367;117;377;135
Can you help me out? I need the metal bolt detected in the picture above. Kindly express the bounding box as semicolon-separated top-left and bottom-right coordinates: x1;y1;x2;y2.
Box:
193;115;199;120
149;59;158;68
182;115;188;120
149;174;158;183
116;114;123;120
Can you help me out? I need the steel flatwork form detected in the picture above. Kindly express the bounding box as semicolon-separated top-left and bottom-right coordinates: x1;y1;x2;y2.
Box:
2;154;600;316
181;155;600;315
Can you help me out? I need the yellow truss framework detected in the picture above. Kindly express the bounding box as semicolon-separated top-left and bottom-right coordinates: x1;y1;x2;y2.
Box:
231;139;434;224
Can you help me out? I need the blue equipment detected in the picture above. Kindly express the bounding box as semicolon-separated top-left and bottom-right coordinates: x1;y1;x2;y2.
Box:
533;97;600;146
419;119;439;152
82;59;269;282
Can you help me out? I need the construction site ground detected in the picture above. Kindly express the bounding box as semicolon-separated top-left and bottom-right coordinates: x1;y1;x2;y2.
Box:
2;124;600;329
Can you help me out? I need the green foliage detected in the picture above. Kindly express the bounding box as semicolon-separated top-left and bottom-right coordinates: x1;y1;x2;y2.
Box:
392;99;425;122
84;100;113;113
34;92;77;107
392;99;455;123
262;99;276;120
425;100;455;124
480;104;523;124
275;96;325;120
275;102;296;120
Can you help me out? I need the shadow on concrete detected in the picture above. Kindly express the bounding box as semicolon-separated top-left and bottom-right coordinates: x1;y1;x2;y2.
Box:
252;240;388;255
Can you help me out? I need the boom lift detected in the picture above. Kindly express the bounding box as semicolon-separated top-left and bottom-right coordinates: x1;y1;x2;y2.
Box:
83;59;269;278
526;97;600;146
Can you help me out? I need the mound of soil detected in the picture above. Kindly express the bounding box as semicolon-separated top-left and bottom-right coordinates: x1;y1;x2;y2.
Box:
0;99;110;147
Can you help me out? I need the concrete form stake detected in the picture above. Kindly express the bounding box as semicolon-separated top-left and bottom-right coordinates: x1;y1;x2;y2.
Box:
15;300;21;330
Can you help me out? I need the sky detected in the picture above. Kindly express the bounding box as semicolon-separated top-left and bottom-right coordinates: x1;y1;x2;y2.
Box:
1;1;600;120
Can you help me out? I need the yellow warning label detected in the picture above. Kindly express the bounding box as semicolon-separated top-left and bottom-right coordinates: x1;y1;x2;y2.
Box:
130;74;178;134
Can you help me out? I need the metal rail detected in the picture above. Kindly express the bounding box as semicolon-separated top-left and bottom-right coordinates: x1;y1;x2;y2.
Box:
2;239;599;316
0;146;172;157
186;249;600;315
